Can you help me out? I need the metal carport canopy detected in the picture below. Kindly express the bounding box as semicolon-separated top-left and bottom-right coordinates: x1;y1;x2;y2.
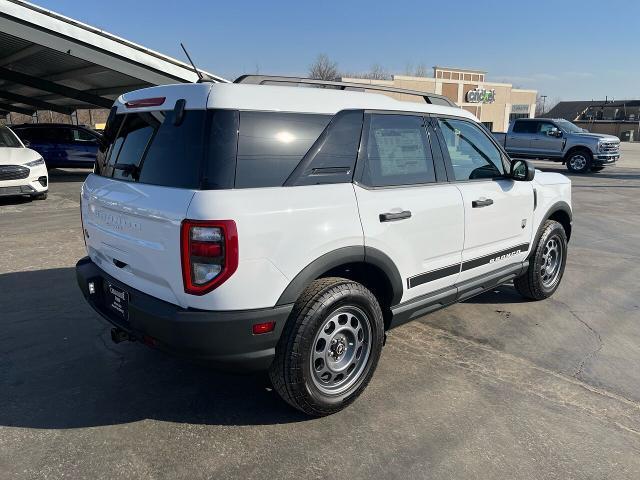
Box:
0;0;227;116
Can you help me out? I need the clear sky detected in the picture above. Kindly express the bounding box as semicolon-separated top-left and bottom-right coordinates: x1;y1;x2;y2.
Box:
32;0;639;101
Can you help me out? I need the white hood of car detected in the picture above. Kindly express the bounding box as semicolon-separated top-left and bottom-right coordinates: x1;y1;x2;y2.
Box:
533;170;571;186
0;147;42;166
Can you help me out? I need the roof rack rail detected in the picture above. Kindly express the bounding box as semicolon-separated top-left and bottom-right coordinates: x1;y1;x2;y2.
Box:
234;75;458;108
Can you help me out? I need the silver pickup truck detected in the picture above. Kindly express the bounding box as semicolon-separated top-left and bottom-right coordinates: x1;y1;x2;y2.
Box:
493;118;620;173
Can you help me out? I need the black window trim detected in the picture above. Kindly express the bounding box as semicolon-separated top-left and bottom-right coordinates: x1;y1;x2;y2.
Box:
353;110;449;190
284;109;364;187
431;114;513;184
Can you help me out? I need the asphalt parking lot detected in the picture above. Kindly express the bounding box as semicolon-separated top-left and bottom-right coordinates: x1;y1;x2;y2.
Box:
1;144;640;479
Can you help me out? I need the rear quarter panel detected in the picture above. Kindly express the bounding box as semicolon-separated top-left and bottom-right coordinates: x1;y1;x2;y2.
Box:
186;183;364;310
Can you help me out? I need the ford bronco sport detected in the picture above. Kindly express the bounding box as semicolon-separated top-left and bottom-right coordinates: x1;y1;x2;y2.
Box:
76;76;572;416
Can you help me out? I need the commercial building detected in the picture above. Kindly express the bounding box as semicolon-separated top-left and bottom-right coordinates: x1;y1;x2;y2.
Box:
545;100;640;141
344;66;537;132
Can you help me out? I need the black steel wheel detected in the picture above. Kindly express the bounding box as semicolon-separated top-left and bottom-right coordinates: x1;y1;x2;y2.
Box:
514;220;568;300
269;277;384;416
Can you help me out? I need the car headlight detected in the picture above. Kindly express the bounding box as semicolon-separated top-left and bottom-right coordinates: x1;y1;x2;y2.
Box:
25;157;45;167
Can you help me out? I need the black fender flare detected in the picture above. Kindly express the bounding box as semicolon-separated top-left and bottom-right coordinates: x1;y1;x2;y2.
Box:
275;246;403;306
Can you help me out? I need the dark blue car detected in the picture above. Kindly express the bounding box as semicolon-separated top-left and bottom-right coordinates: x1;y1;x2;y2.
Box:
11;124;102;169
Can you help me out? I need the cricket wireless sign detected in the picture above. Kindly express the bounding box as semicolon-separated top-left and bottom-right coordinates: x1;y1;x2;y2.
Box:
466;87;496;103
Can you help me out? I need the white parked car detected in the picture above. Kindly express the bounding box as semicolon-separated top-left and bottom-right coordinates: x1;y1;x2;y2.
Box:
76;76;572;416
0;125;48;200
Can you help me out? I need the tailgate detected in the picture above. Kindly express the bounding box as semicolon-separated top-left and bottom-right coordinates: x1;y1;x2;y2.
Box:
81;173;195;307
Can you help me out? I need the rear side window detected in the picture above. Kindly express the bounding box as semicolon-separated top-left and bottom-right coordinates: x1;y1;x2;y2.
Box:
361;114;435;187
512;120;537;134
235;112;331;188
287;110;363;186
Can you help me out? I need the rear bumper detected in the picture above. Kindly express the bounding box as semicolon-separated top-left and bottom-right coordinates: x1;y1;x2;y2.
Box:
76;256;292;371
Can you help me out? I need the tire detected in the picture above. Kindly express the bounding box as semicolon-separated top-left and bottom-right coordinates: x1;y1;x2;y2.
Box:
514;220;567;300
32;192;48;200
566;149;592;173
269;277;385;416
591;166;605;172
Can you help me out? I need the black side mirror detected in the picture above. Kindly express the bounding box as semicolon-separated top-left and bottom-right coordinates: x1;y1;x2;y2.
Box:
511;159;535;181
547;128;562;138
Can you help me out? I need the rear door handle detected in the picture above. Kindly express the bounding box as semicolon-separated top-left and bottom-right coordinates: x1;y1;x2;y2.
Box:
472;198;493;208
379;210;412;222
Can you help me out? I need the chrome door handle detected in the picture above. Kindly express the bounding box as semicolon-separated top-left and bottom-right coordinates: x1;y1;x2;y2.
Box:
472;198;493;208
379;210;412;222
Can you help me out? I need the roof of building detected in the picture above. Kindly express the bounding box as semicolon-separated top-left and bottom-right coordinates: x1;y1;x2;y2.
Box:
116;83;477;119
0;0;227;116
433;66;486;74
545;100;640;120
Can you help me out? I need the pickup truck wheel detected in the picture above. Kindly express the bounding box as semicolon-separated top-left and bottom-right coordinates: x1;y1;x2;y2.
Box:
566;149;592;173
269;277;384;416
514;220;567;300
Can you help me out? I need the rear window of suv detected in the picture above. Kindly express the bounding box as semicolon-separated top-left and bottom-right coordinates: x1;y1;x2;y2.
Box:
95;109;238;189
95;109;334;189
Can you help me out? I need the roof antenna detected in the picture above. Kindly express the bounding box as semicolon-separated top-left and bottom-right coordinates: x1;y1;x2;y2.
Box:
180;43;204;83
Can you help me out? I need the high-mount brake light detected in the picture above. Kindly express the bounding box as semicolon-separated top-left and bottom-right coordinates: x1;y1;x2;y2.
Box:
180;220;238;295
124;97;166;108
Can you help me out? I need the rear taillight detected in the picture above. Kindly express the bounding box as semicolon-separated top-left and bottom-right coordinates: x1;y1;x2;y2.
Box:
180;220;238;295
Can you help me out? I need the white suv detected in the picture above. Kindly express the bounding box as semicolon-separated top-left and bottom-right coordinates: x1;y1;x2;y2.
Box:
76;76;572;416
0;125;48;200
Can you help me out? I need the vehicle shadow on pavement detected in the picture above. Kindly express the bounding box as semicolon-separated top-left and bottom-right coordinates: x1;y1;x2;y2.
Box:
0;267;309;429
462;284;530;305
0;196;33;207
48;168;92;183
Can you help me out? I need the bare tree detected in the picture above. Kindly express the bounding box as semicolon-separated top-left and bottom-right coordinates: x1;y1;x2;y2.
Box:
536;94;560;116
309;54;340;81
414;63;429;77
366;64;390;80
403;62;429;77
403;62;414;76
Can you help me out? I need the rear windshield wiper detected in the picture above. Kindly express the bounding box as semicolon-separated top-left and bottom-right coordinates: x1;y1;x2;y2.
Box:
113;163;141;180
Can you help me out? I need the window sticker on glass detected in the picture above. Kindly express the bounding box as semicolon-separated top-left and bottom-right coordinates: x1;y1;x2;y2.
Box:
373;128;427;177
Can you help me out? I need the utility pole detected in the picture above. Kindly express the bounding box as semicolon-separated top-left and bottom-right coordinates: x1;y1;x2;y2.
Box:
541;95;547;116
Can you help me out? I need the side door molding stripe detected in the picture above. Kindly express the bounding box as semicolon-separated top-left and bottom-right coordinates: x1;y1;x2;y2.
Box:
407;243;530;289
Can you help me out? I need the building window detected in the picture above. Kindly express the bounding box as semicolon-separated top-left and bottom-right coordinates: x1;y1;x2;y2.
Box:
509;113;530;121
